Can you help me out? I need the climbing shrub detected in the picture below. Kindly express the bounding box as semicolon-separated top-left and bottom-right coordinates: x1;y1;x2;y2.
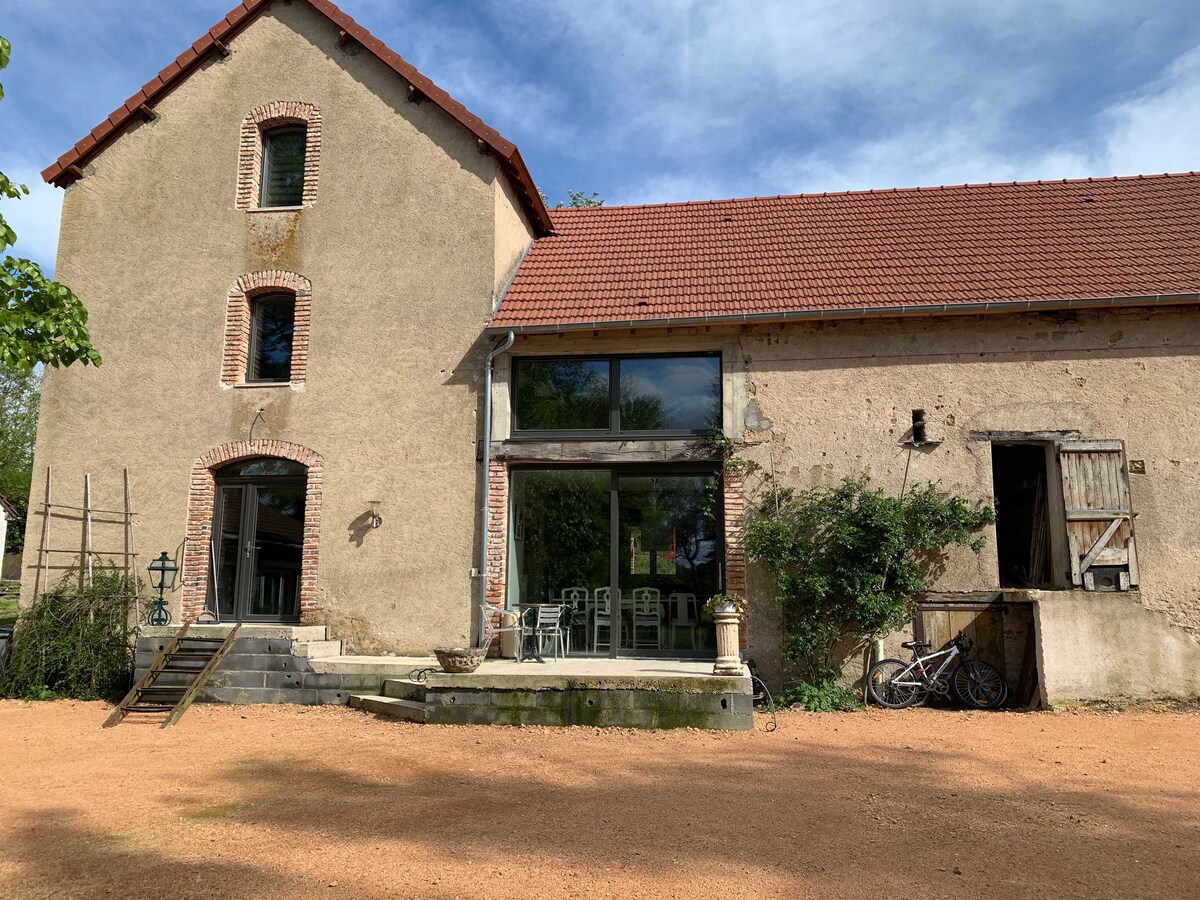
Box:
0;567;138;701
744;475;994;689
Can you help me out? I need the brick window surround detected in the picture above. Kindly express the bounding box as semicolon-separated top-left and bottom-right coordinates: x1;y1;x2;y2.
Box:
236;101;322;209
223;270;312;386
484;462;749;646
182;440;324;623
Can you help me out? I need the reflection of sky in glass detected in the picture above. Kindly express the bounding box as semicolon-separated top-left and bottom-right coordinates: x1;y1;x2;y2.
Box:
620;357;720;431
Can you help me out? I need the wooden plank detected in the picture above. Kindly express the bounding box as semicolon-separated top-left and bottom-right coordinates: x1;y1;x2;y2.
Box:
1068;533;1082;586
33;467;51;600
1064;509;1131;521
104;623;190;727
1126;537;1140;587
1059;439;1123;453
161;624;241;727
1093;547;1128;566
1079;517;1123;574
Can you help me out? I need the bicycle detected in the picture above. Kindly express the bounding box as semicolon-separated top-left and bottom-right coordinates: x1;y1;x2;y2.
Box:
867;631;1008;710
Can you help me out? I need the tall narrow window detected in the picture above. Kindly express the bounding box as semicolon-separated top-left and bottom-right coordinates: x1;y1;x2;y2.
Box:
248;293;295;382
260;126;306;207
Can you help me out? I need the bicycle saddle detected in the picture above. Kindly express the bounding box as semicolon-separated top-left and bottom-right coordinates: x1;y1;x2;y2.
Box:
900;640;930;650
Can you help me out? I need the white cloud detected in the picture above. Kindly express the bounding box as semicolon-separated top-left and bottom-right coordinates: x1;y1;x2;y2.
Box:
755;38;1200;196
0;157;62;274
1101;44;1200;176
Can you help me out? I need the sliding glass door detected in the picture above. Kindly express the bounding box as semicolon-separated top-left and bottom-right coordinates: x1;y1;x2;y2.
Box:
508;466;722;657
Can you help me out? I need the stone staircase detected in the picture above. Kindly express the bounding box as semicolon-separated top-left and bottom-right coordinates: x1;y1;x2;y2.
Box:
136;625;430;705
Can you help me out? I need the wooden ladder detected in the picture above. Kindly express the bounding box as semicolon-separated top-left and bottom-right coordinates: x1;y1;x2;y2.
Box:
104;624;241;728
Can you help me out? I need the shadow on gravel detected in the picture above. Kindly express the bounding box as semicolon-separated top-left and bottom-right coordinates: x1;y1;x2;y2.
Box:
3;718;1195;899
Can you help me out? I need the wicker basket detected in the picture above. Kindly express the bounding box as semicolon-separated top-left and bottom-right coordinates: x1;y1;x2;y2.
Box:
434;645;488;673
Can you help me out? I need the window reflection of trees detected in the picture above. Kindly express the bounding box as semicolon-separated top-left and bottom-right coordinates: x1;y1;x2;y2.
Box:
516;470;609;601
621;476;719;599
253;296;295;381
515;360;609;430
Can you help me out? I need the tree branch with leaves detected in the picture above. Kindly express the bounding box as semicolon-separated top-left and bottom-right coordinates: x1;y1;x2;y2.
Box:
0;36;100;371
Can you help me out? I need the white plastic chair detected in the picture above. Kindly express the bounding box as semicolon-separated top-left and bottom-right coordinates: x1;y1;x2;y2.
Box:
560;587;590;653
593;587;621;652
667;592;699;650
630;587;662;650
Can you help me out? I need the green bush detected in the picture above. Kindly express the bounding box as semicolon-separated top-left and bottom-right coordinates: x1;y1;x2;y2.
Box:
0;568;138;702
777;680;862;712
745;475;994;686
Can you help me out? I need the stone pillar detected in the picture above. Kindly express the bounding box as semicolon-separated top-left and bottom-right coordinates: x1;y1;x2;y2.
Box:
712;603;744;675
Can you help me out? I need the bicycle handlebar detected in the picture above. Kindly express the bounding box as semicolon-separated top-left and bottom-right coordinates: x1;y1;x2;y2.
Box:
952;630;974;654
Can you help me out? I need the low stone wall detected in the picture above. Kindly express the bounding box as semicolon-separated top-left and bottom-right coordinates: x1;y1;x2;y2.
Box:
421;672;753;729
1031;590;1200;704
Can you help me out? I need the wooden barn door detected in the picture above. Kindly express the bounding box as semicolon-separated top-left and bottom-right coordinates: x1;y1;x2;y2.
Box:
1058;440;1138;591
917;599;1038;704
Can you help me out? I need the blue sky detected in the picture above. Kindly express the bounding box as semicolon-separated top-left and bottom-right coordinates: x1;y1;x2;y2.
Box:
3;0;1200;275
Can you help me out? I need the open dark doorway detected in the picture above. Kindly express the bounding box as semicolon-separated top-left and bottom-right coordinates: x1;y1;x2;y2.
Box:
991;444;1056;588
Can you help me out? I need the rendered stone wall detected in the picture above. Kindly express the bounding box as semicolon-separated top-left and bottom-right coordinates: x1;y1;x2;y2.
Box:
22;1;533;654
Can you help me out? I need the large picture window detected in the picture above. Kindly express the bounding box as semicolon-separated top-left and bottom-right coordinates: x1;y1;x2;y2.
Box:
513;354;720;437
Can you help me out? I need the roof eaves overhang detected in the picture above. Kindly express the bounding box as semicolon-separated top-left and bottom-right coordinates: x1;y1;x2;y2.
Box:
485;292;1200;335
40;0;554;235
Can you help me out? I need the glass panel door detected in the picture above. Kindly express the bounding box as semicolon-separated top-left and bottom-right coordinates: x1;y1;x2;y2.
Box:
508;469;611;654
247;485;305;620
617;473;720;656
214;486;244;621
210;471;305;623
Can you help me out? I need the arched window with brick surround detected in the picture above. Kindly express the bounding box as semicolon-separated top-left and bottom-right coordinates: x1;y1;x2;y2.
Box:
237;101;322;209
182;441;323;624
223;271;312;386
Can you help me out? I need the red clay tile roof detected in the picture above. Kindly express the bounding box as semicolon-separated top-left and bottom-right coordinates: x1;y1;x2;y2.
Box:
41;0;552;234
491;172;1200;331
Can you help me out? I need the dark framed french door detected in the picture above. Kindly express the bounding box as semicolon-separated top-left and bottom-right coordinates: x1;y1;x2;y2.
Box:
508;464;723;658
212;474;306;623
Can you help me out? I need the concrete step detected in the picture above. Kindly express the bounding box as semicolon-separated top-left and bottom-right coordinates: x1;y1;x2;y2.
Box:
349;694;427;723
140;624;329;641
307;655;440;677
292;640;342;659
381;678;427;702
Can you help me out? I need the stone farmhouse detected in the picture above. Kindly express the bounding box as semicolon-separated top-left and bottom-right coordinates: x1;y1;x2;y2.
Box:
22;0;1200;710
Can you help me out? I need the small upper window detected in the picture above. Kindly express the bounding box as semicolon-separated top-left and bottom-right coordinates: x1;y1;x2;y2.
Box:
248;293;295;382
259;126;307;207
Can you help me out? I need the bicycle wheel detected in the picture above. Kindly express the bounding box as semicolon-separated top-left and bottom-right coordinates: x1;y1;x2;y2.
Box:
953;660;1007;710
867;659;927;709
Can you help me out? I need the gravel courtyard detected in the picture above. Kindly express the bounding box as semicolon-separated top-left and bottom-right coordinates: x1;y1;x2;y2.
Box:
0;701;1195;899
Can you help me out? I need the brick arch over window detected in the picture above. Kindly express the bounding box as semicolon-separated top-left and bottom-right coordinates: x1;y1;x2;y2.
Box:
236;101;322;209
223;270;312;386
182;440;324;623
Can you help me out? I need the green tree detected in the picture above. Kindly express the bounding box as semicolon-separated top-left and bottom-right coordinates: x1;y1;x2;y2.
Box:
538;189;605;209
0;36;100;371
0;365;39;554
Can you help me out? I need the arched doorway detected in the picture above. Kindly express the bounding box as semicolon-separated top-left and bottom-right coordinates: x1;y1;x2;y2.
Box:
211;457;307;622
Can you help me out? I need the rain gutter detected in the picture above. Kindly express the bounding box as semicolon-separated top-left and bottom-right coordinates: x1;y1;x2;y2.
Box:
485;292;1200;335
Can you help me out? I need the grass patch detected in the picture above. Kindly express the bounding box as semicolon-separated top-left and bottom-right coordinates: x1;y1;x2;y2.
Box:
0;598;17;628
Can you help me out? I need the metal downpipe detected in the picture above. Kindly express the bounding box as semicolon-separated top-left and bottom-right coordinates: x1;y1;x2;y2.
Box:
478;330;514;648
